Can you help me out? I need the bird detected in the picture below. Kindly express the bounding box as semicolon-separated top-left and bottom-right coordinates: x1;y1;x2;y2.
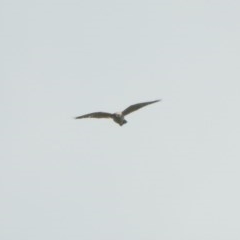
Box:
75;99;161;126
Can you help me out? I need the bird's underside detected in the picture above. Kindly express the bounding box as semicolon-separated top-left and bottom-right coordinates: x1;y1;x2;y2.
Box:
75;99;161;126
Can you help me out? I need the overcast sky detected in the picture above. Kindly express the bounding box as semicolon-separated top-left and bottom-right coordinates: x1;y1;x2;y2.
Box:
1;1;240;239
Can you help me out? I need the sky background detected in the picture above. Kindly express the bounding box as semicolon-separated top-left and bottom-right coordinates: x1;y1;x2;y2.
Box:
1;0;240;239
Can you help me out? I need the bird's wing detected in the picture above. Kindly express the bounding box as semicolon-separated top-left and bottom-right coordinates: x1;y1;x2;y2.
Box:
75;112;113;119
122;99;161;116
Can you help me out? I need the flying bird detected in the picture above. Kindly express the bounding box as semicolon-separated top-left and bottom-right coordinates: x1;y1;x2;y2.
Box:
75;99;161;126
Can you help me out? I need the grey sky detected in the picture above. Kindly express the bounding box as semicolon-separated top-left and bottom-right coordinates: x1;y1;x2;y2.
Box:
1;0;240;239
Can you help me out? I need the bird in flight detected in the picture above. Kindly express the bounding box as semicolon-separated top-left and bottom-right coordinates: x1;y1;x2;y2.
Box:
75;99;161;126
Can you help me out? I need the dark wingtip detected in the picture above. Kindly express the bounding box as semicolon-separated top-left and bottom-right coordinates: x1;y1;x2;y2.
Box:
152;99;161;103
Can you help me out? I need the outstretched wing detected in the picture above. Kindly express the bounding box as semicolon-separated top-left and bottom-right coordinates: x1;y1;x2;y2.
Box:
122;99;161;116
75;112;113;119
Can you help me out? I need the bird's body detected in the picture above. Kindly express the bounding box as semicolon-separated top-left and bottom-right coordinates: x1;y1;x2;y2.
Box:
112;112;127;126
75;99;161;126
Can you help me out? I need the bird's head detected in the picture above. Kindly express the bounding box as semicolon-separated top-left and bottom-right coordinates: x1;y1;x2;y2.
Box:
114;112;122;117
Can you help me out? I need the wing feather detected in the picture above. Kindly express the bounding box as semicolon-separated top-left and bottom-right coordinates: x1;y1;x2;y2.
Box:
75;112;113;119
122;99;161;116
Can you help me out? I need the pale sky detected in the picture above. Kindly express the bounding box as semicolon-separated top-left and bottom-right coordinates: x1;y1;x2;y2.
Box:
1;1;240;239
